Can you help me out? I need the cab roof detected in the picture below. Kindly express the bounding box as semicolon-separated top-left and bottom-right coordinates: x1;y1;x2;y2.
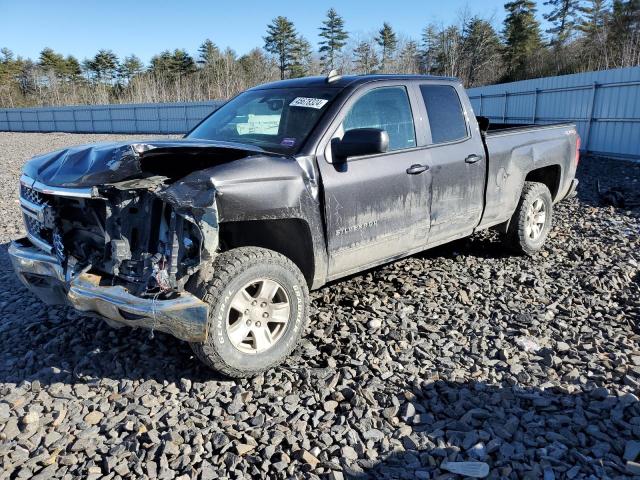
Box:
249;74;460;90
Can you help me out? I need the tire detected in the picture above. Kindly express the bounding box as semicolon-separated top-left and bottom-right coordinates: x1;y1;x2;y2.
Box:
189;247;309;378
504;181;553;255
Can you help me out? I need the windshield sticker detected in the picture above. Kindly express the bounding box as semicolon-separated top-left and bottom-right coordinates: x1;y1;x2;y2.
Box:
235;114;280;135
280;138;296;147
289;97;328;109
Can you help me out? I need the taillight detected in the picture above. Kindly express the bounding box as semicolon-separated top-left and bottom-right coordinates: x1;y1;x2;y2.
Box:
575;135;581;166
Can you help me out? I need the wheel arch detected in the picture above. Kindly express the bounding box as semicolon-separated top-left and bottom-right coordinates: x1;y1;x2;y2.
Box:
524;164;562;201
218;218;316;287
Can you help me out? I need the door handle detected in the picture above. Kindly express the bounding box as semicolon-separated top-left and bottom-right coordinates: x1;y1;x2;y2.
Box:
465;154;482;164
406;164;429;175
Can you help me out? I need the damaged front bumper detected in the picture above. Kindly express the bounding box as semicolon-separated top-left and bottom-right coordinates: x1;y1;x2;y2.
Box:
9;238;209;342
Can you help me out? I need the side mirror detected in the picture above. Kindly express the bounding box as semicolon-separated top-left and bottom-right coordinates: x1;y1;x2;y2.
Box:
333;128;389;160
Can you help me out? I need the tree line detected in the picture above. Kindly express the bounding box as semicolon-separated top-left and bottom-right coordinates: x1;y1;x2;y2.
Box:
0;0;638;107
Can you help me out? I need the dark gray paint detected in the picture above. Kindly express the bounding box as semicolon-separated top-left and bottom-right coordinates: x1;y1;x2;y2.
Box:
315;80;432;278
408;82;487;244
22;139;272;187
16;74;579;292
481;124;579;226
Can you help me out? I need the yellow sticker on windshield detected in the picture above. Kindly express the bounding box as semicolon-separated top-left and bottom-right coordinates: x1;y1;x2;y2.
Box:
289;97;328;109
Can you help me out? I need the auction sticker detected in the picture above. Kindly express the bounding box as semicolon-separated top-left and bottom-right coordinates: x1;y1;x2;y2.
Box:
290;97;328;109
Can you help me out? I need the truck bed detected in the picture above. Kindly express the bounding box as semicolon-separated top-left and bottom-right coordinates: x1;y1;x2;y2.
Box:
477;121;579;230
485;122;574;135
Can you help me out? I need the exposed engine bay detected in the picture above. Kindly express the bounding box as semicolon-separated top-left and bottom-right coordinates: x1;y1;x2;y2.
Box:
21;182;205;299
17;138;316;303
12;137;319;346
16;140;290;300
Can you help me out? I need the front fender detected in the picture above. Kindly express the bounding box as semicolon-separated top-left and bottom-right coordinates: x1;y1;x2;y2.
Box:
158;155;328;288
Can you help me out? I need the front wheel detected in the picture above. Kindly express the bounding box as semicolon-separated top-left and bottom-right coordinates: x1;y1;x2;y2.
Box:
189;247;310;378
504;181;553;255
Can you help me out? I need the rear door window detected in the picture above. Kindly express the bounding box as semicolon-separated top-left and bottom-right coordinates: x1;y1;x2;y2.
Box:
342;86;416;151
419;85;468;144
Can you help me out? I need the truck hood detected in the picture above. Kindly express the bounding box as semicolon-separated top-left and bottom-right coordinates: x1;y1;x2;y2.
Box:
22;139;275;188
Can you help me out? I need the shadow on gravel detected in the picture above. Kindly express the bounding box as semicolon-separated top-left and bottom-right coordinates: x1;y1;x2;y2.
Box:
320;233;513;293
0;243;230;387
575;155;640;210
2;238;639;478
418;233;512;261
341;379;638;479
0;230;508;389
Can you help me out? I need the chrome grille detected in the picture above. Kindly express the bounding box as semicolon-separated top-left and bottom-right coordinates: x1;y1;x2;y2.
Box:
20;184;54;251
21;184;45;205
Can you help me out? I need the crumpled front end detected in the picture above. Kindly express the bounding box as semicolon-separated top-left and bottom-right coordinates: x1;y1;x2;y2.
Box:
9;239;209;342
10;173;220;342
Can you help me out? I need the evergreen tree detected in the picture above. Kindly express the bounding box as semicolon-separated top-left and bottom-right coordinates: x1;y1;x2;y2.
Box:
119;55;143;82
353;41;379;74
0;48;18;90
17;59;38;97
0;47;14;64
149;50;195;77
39;48;66;76
239;48;275;84
578;0;609;36
376;22;398;72
150;50;174;76
80;58;93;80
578;0;611;68
64;55;82;81
502;0;544;81
461;18;503;86
397;40;421;73
608;0;640;67
198;39;221;67
88;49;119;82
544;0;582;46
318;8;348;72
421;25;439;74
3;1;640;107
171;49;196;76
290;36;313;78
434;26;463;77
264;16;298;79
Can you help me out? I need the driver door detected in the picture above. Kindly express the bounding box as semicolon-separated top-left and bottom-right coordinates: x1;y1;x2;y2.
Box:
316;84;432;279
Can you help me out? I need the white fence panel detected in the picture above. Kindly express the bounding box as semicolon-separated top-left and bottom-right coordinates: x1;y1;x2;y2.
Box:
467;67;640;159
0;101;224;135
2;67;639;159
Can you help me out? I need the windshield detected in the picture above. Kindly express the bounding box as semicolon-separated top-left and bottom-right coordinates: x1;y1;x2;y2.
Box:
187;87;339;154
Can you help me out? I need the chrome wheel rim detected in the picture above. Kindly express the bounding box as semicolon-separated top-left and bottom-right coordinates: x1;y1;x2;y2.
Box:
525;198;547;241
226;278;290;354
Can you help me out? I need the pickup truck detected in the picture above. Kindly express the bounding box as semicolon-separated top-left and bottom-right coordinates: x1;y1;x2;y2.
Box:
10;73;580;377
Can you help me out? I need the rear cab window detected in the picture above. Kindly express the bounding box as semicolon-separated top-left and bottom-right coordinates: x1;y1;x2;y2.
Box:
419;85;468;144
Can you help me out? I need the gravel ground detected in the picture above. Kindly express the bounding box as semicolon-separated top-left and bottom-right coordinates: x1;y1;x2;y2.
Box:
0;132;639;480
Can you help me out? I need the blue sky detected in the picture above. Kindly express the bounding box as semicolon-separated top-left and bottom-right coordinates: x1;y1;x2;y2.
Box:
1;0;553;64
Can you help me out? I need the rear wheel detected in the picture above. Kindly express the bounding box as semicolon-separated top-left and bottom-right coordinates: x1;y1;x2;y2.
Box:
504;181;553;255
189;247;309;378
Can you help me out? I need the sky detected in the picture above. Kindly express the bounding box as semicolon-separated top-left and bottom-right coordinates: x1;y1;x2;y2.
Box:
0;0;553;64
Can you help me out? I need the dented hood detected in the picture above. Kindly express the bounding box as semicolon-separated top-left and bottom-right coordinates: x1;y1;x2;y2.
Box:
22;139;272;188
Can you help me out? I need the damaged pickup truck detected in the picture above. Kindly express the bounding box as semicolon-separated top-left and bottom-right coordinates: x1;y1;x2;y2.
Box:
10;73;580;377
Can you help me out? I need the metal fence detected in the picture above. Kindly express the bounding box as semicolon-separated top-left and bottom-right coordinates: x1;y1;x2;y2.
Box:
0;101;224;134
1;67;639;159
467;66;640;160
